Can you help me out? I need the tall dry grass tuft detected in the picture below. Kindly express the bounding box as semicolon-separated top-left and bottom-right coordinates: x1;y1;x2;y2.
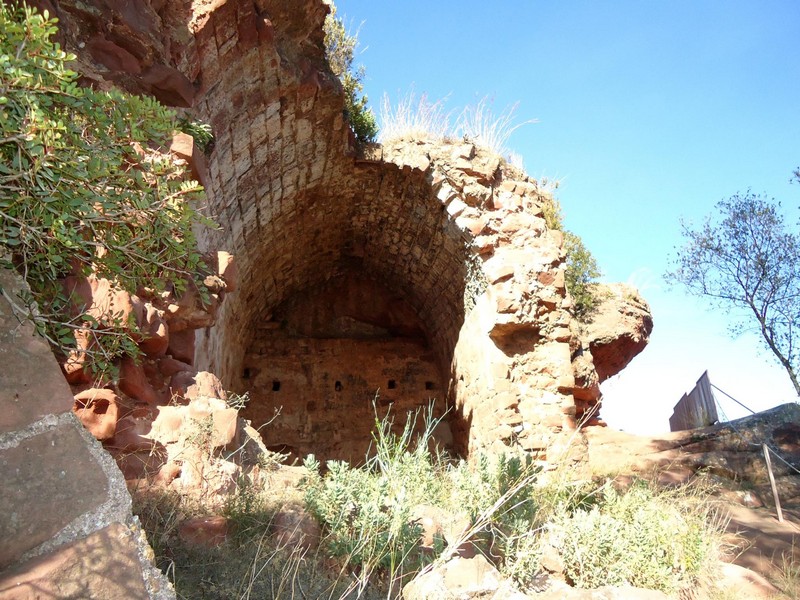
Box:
456;97;537;158
378;90;453;143
379;90;536;161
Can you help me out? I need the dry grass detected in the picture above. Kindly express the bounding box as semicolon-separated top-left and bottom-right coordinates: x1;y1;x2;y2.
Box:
378;90;453;143
456;97;536;159
379;90;535;159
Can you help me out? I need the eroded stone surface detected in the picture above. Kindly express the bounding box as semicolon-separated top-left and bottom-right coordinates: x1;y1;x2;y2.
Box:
0;523;150;600
0;269;73;434
0;423;108;569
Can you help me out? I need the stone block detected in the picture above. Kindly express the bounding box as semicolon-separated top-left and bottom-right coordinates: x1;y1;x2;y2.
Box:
0;423;107;569
73;388;120;441
0;269;73;434
0;523;149;600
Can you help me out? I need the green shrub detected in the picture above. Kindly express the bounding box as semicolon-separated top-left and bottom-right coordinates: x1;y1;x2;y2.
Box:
563;231;601;320
549;481;722;595
303;407;443;583
0;5;210;375
541;197;601;320
324;2;378;145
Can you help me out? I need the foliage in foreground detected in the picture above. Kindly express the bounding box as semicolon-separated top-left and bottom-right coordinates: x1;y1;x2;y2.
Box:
666;190;800;396
302;408;724;597
0;6;210;375
324;1;378;145
136;406;728;599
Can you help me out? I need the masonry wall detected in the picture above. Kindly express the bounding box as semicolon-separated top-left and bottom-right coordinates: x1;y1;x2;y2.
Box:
0;268;174;599
32;0;650;465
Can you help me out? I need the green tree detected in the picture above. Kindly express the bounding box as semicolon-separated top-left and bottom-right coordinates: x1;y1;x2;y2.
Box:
324;2;378;145
666;192;800;396
0;5;210;374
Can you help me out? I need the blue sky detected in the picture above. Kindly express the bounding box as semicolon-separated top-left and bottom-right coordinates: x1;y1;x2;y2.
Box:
335;0;800;433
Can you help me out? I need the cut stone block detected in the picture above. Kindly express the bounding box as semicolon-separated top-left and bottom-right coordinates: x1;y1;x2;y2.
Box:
0;269;73;434
0;523;149;600
0;423;108;568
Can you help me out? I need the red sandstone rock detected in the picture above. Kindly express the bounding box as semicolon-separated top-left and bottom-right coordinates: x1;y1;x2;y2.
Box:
119;356;163;405
61;329;92;385
63;275;143;329
158;356;194;377
178;516;229;548
216;251;237;292
403;555;501;600
153;461;182;486
186;396;238;449
142;64;194;108
271;505;320;550
87;35;141;74
170;132;209;188
150;405;184;444
167;328;195;364
109;415;154;452
72;388;119;441
170;370;227;403
164;283;215;333
137;303;169;356
579;283;653;382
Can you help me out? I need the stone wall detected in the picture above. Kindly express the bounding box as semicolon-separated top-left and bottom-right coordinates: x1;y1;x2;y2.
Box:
0;268;174;600
23;0;652;465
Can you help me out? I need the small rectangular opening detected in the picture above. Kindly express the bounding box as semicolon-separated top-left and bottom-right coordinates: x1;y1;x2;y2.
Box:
387;379;397;389
425;381;435;390
272;380;281;392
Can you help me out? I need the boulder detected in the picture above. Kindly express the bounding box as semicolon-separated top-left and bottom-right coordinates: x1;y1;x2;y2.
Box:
271;505;320;550
178;516;229;548
72;388;119;440
578;283;653;382
403;555;502;600
119;356;163;405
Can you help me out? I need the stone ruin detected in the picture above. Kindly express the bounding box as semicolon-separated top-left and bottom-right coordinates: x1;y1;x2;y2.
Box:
1;0;654;595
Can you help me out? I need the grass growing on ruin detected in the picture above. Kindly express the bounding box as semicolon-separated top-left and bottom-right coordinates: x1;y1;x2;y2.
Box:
134;407;731;599
378;90;534;160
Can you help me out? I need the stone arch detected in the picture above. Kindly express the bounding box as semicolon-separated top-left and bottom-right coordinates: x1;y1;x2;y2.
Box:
188;0;589;462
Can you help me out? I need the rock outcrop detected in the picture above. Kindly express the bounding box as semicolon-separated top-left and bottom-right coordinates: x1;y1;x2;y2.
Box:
570;283;653;422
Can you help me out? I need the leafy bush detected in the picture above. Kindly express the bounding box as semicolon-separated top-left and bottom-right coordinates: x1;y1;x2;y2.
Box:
549;481;722;595
563;231;601;319
541;197;601;320
303;407;444;584
324;2;378;145
0;6;210;374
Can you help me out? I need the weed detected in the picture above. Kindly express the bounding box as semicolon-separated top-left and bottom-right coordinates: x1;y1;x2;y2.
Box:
773;548;800;600
379;90;454;143
457;97;536;159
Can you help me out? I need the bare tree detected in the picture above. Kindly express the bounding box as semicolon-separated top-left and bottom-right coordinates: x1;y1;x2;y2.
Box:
666;191;800;396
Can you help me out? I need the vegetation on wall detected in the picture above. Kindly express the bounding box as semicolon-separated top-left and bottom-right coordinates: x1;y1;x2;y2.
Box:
324;2;378;145
0;5;210;375
544;197;602;320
